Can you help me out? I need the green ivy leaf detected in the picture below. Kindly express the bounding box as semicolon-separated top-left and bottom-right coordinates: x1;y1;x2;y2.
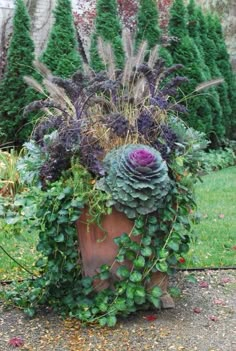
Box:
134;286;145;298
98;317;107;327
125;250;136;261
99;271;110;280
133;256;145;268
114;298;126;311
141;236;152;246
151;286;162;298
129;271;142;283
141;247;152;257
148;295;160;308
148;216;158;224
116;266;130;279
126;286;135;299
135;217;145;229
156;261;168;272
167;241;179;252
107;315;117;327
98;302;108;312
54;233;65;242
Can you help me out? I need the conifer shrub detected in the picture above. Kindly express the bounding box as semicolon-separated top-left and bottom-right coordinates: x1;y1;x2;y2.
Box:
41;0;82;78
168;0;213;135
0;0;35;145
89;0;124;72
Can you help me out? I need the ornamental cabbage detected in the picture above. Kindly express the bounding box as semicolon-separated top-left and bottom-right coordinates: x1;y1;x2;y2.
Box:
99;144;171;218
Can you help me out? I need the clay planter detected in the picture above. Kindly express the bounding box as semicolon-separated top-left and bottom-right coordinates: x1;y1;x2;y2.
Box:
76;207;175;308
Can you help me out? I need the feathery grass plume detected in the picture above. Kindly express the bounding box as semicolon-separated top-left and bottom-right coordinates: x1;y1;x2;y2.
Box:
148;45;159;68
194;78;224;92
33;60;53;80
97;37;116;80
122;28;134;59
23;76;46;96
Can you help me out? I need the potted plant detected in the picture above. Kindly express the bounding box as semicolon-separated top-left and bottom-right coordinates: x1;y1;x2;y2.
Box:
8;34;208;326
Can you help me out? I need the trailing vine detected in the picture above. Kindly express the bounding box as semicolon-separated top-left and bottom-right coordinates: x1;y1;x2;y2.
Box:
5;157;196;326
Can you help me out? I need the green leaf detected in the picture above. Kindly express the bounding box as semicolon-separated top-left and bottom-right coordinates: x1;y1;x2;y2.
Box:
99;317;107;327
54;233;65;242
126;286;135;299
24;307;36;318
98;302;108;312
114;298;126;311
156;261;168;272
135;217;145;229
133;256;145;268
148;216;158;224
125;250;136;261
99;271;110;280
116;254;125;263
141;236;152;246
116;266;130;279
107;315;117;327
151;286;162;298
141;247;152;257
148;295;160;308
134;286;145;298
167;241;179;252
129;271;142;283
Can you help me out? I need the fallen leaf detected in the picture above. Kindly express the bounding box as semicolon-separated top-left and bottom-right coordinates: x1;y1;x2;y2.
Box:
209;315;219;322
213;299;225;305
232;246;236;251
199;281;209;288
221;277;231;284
218;213;225;219
9;337;24;347
193;307;202;314
144;314;157;322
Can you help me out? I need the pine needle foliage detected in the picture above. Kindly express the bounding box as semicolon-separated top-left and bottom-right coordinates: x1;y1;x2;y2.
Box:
187;2;226;141
135;0;161;51
206;13;236;139
40;0;82;78
135;0;172;66
89;0;124;72
0;0;35;145
167;0;213;135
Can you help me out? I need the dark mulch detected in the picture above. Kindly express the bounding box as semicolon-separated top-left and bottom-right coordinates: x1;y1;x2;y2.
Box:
0;269;236;351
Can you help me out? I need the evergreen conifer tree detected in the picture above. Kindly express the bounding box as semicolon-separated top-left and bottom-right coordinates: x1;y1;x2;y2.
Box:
41;0;82;78
90;0;124;72
135;0;161;50
167;0;213;135
206;14;236;138
187;2;226;141
0;0;35;145
135;0;172;65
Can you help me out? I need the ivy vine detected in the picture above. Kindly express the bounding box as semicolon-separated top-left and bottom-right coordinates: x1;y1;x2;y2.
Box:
4;159;196;327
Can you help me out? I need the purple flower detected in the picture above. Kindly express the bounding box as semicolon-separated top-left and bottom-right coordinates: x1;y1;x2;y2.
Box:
129;148;156;168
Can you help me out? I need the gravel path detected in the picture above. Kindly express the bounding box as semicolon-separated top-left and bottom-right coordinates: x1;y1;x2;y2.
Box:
0;269;235;351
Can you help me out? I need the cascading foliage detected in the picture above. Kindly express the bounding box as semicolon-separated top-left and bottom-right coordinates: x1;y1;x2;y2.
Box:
99;144;171;218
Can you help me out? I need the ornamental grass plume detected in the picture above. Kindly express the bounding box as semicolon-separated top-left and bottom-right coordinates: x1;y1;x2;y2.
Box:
24;30;188;192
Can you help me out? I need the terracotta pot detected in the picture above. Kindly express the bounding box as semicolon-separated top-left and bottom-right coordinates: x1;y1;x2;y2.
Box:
76;207;175;308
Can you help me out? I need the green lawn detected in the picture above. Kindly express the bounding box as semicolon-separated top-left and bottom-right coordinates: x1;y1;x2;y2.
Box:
0;167;235;281
0;224;39;281
185;166;236;268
